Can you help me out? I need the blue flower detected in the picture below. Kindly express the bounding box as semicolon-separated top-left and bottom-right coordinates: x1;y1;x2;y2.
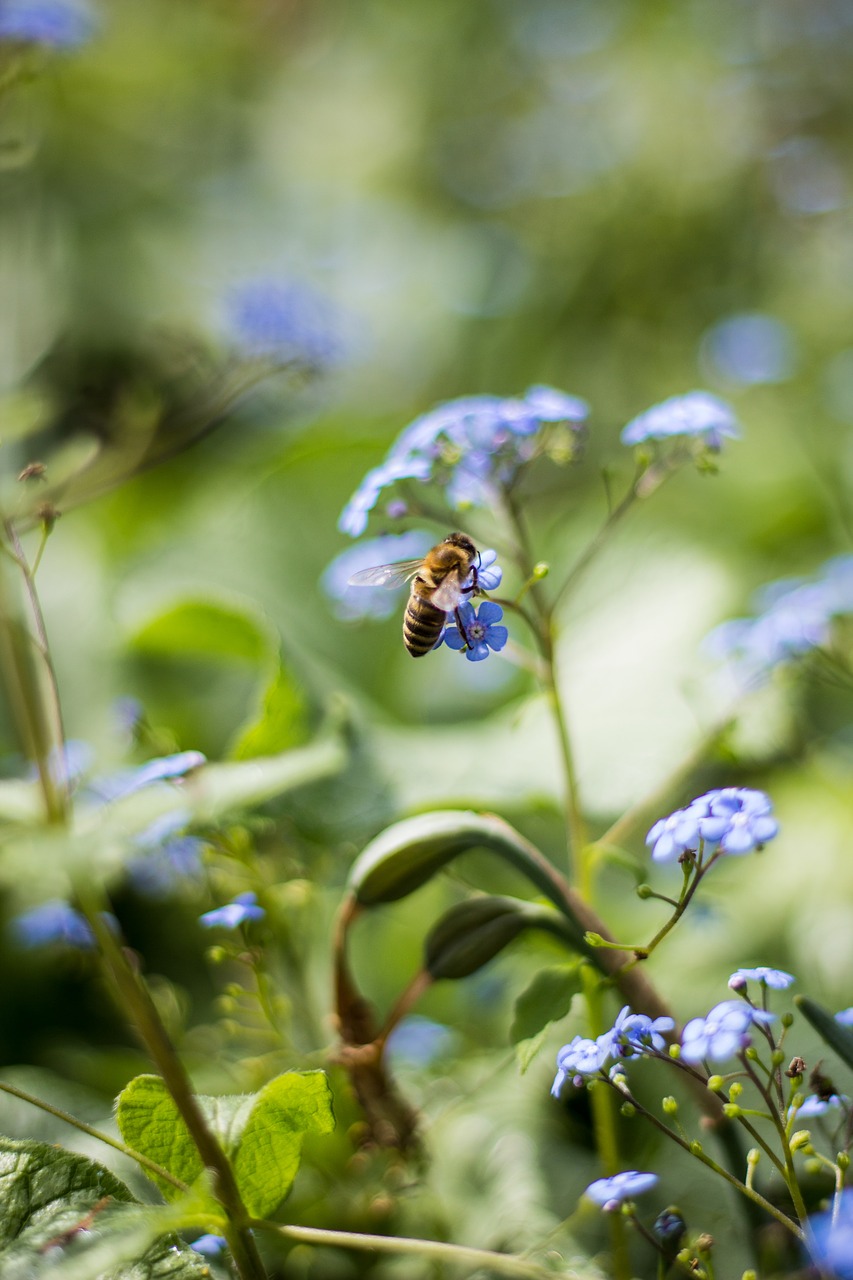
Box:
386;1016;456;1067
0;0;95;48
225;278;340;369
339;386;588;534
729;966;794;990
88;750;206;803
808;1189;853;1279
609;1006;675;1059
680;999;775;1064
836;1008;853;1027
322;531;433;620
199;891;265;929
551;1034;611;1096
442;601;508;661
645;802;705;863
190;1234;227;1257
701;313;796;387
127;812;205;898
12;900;95;949
621;391;740;449
584;1171;659;1210
695;787;779;855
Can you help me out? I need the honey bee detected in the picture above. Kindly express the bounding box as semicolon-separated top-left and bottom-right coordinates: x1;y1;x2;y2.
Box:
348;532;480;657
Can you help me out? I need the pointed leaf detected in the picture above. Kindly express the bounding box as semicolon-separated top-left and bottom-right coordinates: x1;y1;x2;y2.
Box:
795;996;853;1073
233;1070;335;1218
115;1076;200;1202
511;963;583;1045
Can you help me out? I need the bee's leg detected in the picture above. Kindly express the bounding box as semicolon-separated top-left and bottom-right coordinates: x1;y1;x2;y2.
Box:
453;606;470;651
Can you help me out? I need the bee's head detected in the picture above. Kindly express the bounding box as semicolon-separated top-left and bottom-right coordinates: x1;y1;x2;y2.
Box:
444;531;477;558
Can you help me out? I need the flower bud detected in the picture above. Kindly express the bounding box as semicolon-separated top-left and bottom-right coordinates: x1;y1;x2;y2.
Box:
747;1148;760;1168
838;1152;850;1172
790;1130;812;1152
696;1233;714;1255
805;1158;822;1176
662;1096;679;1115
654;1207;686;1253
728;974;747;993
636;884;653;900
723;1103;742;1118
532;562;549;580
742;1271;758;1280
707;1075;725;1093
771;1049;785;1068
690;1140;703;1156
730;1082;743;1101
781;1012;794;1028
620;1102;637;1119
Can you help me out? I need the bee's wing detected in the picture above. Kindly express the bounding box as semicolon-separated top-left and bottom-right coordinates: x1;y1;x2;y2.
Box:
347;558;423;589
431;568;469;612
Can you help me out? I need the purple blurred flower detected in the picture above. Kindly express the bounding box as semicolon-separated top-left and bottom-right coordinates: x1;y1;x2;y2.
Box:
127;811;205;897
795;1094;847;1119
808;1189;853;1279
836;1008;853;1026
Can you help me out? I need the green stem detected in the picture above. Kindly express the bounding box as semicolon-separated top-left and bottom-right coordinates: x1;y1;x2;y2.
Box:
252;1220;557;1279
0;1079;188;1192
79;896;268;1280
739;1055;809;1225
583;972;632;1280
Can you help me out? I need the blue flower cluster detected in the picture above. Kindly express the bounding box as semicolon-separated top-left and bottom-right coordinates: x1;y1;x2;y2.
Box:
704;555;853;685
645;787;778;864
680;999;775;1064
225;278;341;369
551;1005;674;1095
339;386;588;536
621;391;740;449
0;0;95;48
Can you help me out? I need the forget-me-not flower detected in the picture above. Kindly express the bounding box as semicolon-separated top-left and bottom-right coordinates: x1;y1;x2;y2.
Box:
621;391;740;450
793;1094;848;1119
225;278;340;369
0;0;95;48
696;787;778;855
339;386;588;537
680;999;775;1064
729;966;794;991
551;1035;612;1096
442;601;508;662
11;900;95;949
609;1006;675;1059
190;1235;228;1257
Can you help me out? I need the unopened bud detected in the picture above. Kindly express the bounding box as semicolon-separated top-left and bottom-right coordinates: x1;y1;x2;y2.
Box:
662;1096;679;1115
771;1049;785;1067
723;1103;742;1118
838;1152;850;1172
532;562;549;580
636;884;653;900
781;1012;794;1028
790;1130;812;1152
728;974;747;993
690;1140;703;1156
620;1102;637;1118
747;1148;760;1168
730;1082;743;1101
742;1270;757;1280
707;1075;724;1093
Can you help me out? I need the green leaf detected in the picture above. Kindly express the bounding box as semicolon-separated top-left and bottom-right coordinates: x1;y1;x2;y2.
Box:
424;897;582;980
116;1070;335;1218
132;599;273;665
0;1136;212;1280
233;1070;335;1218
130;596;307;757
511;964;583;1072
795;996;853;1073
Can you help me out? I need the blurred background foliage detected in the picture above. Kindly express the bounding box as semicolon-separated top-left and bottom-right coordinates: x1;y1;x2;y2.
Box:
3;0;853;1276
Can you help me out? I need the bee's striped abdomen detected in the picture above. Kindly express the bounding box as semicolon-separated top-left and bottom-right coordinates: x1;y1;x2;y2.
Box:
403;597;446;657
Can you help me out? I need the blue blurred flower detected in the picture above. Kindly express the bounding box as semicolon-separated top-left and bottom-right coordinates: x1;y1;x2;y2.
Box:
0;0;95;48
322;530;433;620
127;812;205;898
200;891;265;929
226;278;340;369
808;1189;853;1279
386;1016;456;1067
609;1006;675;1059
621;391;740;449
12;900;94;949
680;999;775;1063
729;966;794;990
704;556;853;686
442;600;508;661
836;1008;853;1026
339;385;588;535
88;750;206;803
695;787;778;855
584;1171;658;1210
701;313;796;387
190;1234;227;1257
794;1094;847;1119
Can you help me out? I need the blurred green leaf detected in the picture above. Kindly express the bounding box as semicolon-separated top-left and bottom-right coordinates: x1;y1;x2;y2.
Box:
130;596;306;756
511;964;582;1073
794;996;853;1074
0;1136;211;1280
117;1070;334;1218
